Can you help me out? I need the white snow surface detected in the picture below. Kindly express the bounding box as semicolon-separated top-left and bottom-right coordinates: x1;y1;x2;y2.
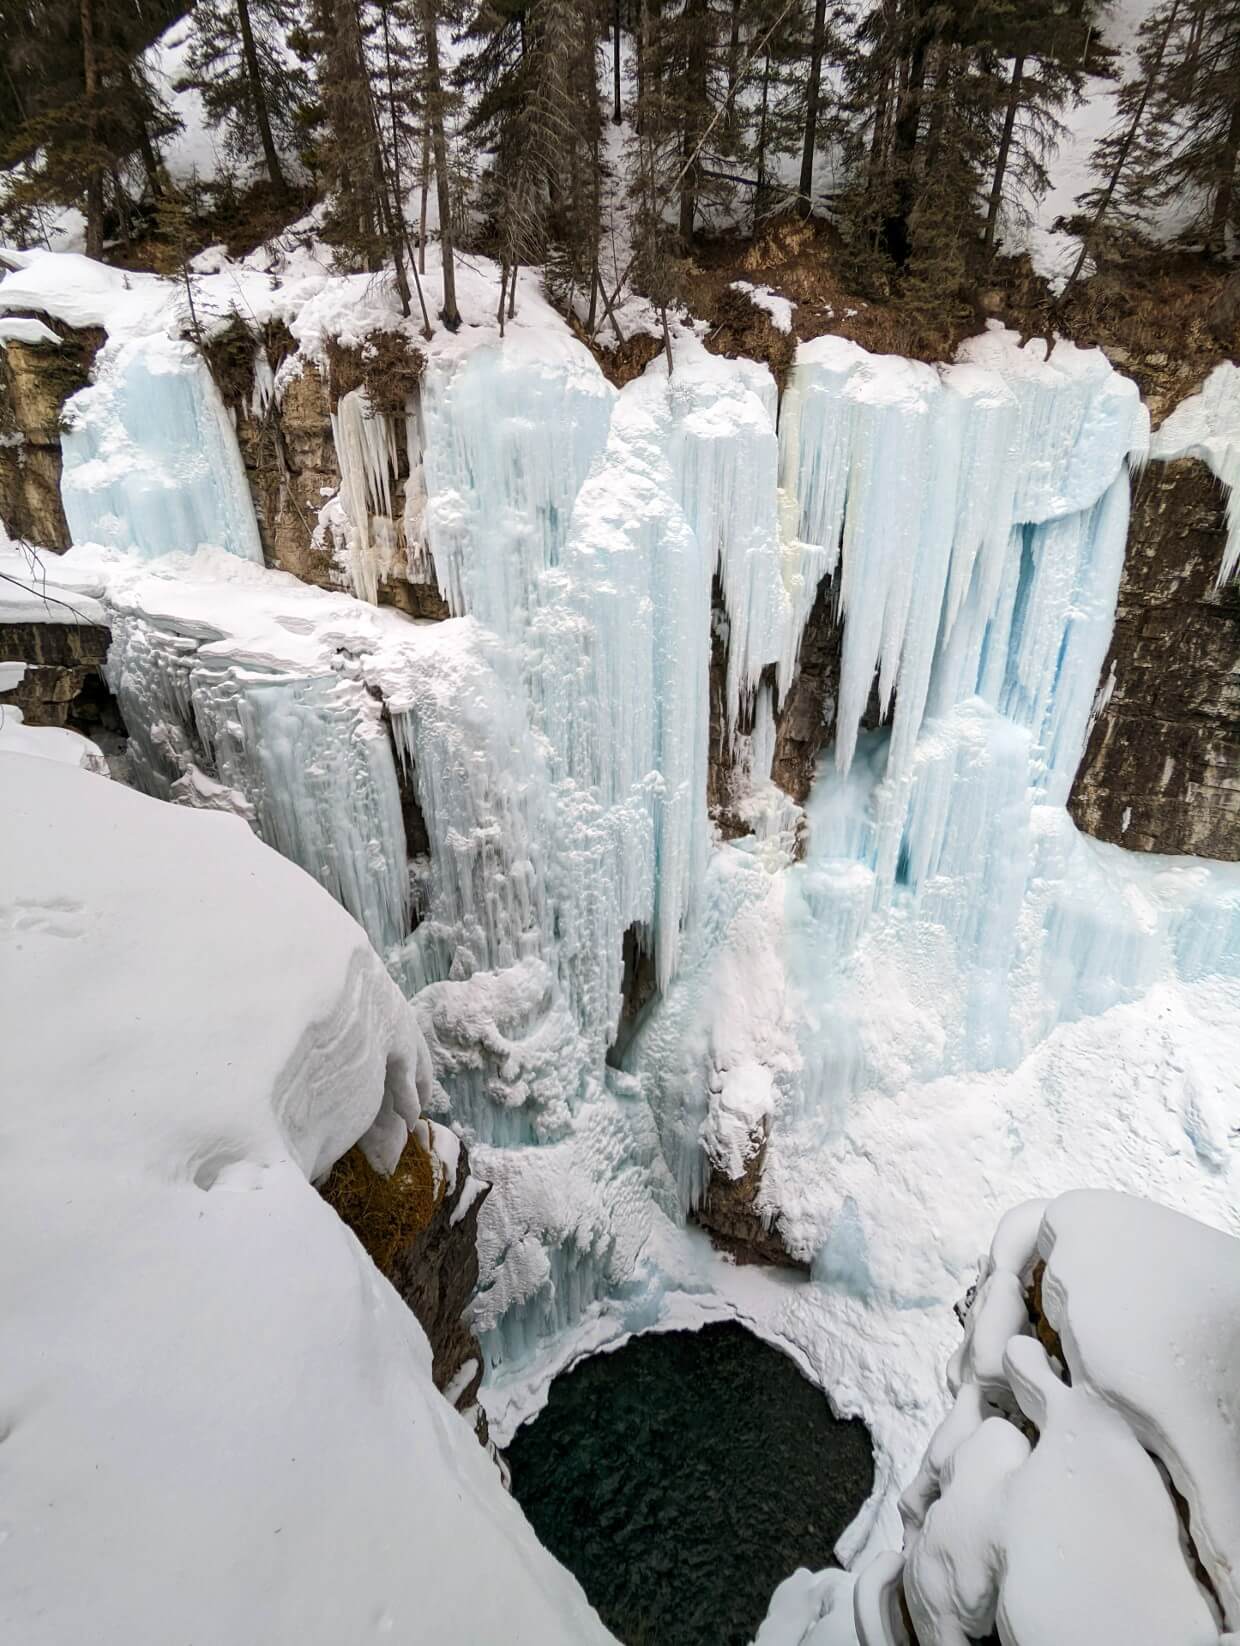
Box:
0;743;614;1646
758;1191;1239;1646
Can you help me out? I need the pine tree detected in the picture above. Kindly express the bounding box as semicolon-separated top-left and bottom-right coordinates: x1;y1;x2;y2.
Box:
458;0;603;323
179;0;310;199
1107;0;1240;256
0;0;180;255
1059;0;1184;307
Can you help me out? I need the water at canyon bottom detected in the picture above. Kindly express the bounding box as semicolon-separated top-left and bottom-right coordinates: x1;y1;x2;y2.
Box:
506;1322;875;1645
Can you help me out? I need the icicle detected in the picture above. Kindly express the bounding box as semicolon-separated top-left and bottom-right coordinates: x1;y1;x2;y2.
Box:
331;387;400;606
106;611;409;955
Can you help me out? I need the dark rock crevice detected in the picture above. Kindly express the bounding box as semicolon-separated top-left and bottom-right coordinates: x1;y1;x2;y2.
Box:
0;618;125;745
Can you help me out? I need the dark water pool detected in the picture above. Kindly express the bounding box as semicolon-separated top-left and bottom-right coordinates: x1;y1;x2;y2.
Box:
505;1322;874;1646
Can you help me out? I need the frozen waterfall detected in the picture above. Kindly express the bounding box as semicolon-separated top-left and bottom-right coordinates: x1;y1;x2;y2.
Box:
61;335;263;563
29;294;1240;1470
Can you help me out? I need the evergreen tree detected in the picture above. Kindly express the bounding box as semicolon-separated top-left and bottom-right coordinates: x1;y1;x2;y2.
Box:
179;0;310;199
0;0;180;255
1106;0;1240;256
458;0;603;322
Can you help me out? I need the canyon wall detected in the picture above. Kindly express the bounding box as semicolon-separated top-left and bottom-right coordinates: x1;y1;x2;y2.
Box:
1069;456;1240;860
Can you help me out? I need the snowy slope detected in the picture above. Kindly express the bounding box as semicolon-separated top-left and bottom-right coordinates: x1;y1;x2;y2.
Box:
0;745;614;1646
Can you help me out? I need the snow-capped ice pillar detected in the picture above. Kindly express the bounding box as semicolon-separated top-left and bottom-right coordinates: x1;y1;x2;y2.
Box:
61;336;264;562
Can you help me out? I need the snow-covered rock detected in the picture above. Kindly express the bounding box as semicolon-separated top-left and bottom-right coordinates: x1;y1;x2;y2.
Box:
757;1190;1240;1646
0;746;614;1645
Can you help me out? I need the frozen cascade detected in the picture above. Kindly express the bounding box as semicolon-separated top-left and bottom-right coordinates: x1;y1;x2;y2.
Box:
106;608;410;955
330;387;401;605
419;340;615;637
61;335;264;562
634;329;1240;1298
32;269;1240;1455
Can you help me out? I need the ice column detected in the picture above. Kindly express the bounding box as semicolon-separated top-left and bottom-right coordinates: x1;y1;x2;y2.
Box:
330;387;401;606
61;336;263;562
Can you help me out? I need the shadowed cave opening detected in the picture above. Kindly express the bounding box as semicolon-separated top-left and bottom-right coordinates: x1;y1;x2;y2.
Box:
505;1322;875;1646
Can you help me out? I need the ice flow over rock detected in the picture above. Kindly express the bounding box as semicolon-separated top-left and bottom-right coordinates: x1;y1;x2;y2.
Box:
11;258;1239;1538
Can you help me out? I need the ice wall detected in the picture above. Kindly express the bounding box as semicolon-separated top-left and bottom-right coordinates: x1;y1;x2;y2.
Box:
106;606;410;956
36;269;1240;1433
633;329;1240;1286
61;336;264;562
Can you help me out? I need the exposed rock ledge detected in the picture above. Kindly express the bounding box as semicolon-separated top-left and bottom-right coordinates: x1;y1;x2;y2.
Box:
319;1124;491;1438
1070;455;1240;860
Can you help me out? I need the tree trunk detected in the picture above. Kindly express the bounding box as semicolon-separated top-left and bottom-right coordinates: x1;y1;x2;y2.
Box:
1207;91;1240;257
613;0;622;123
754;50;770;232
725;0;741;127
679;0;708;245
236;0;288;198
885;0;934;264
418;115;431;273
80;0;104;259
983;54;1024;254
797;0;827;216
135;110;164;200
421;0;460;328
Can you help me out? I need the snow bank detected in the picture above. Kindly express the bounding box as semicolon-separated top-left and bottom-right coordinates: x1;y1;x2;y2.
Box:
0;744;614;1646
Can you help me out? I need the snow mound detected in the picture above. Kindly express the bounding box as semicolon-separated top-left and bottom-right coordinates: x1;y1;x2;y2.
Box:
758;1190;1239;1646
0;747;613;1645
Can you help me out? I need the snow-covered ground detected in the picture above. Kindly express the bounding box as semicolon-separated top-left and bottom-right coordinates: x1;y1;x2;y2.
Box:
0;734;615;1645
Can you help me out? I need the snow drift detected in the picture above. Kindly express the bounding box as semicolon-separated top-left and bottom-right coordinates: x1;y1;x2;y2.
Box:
0;745;613;1646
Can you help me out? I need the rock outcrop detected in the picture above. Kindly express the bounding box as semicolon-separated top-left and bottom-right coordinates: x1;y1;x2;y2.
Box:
1071;456;1240;860
0;321;103;550
318;1125;489;1436
0;617;121;738
693;1129;809;1271
210;321;450;617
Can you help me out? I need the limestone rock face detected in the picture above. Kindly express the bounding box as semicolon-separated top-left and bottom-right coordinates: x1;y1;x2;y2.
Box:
319;1127;489;1433
1070;456;1240;860
0;619;119;735
238;361;342;591
0;323;104;550
223;340;449;618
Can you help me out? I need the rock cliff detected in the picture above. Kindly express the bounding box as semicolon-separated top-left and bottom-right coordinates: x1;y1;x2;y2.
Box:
1070;456;1240;859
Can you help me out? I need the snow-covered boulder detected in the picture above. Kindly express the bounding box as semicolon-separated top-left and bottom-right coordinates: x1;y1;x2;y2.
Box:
757;1190;1240;1646
0;748;614;1645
